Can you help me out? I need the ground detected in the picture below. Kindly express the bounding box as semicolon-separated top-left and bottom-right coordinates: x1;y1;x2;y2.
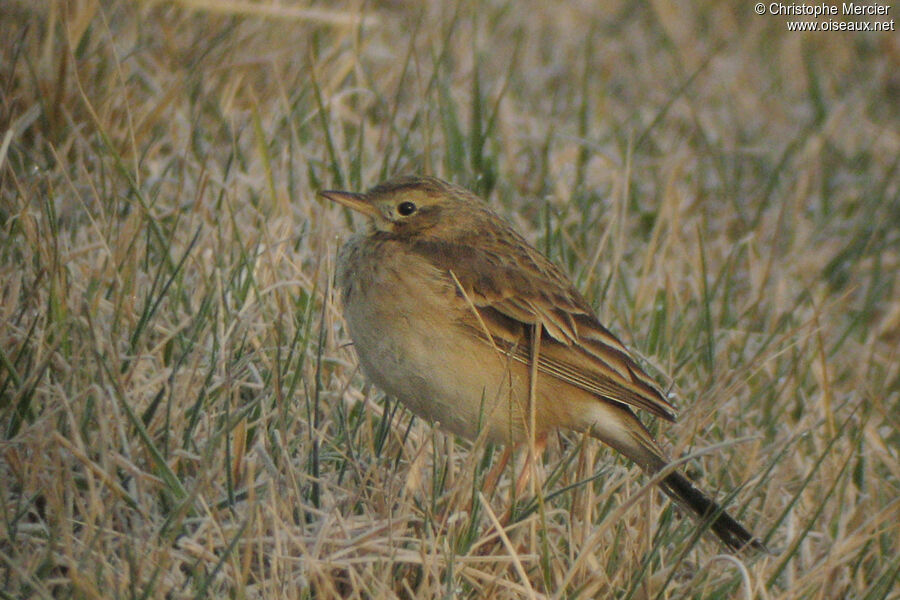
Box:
1;1;898;598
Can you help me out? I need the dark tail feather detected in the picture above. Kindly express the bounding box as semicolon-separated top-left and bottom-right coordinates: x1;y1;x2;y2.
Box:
660;471;767;553
589;408;766;552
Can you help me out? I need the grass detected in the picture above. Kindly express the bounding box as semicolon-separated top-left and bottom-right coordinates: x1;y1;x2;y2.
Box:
1;1;898;598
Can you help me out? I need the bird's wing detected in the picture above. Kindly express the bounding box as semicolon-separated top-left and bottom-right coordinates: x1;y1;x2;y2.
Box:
410;236;677;421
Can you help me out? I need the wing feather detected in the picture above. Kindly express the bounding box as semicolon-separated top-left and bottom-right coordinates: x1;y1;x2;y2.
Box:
409;229;677;422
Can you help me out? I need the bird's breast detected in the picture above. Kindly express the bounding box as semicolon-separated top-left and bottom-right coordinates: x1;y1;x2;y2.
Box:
336;236;530;442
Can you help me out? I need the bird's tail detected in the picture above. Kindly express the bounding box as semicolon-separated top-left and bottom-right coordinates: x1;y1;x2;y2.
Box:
657;469;766;552
590;408;766;553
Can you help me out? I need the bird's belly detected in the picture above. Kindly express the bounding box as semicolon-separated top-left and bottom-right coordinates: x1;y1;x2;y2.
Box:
342;273;529;443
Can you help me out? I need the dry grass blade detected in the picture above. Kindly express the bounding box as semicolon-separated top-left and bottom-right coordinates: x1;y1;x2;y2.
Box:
1;1;897;598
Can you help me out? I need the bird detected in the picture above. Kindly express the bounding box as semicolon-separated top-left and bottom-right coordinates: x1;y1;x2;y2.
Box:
320;174;765;552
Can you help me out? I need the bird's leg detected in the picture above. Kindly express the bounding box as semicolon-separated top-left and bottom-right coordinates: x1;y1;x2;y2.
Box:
514;432;548;497
492;434;549;529
481;431;548;506
481;444;513;498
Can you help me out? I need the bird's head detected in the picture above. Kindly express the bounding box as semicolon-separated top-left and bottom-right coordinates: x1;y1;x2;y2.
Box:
320;175;487;239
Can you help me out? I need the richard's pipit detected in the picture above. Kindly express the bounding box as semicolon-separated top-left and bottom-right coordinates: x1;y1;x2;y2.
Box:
321;175;764;552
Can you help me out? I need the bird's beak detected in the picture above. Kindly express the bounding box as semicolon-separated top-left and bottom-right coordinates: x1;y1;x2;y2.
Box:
319;190;380;219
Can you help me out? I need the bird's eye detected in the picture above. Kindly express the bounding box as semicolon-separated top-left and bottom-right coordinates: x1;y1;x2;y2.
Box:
397;201;417;216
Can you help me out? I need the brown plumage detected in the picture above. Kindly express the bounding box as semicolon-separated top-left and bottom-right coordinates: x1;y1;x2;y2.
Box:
321;175;765;552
